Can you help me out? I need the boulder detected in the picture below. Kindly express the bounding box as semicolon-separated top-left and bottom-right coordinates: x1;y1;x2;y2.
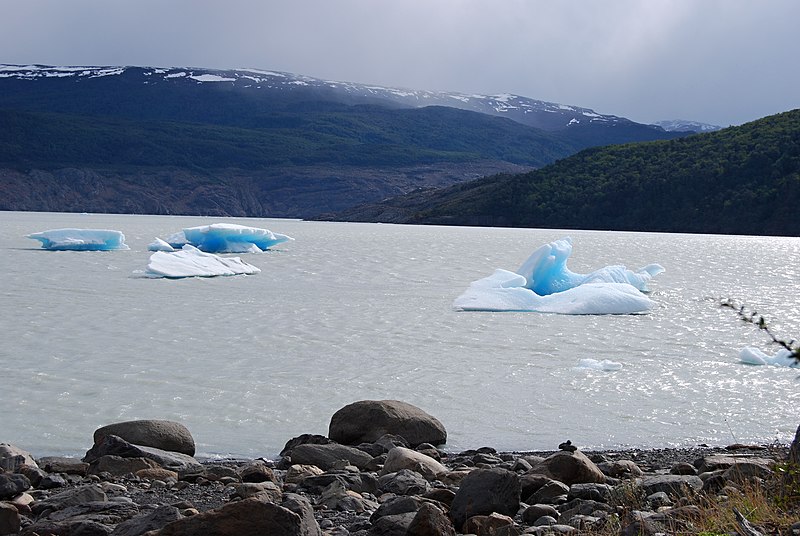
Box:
0;502;20;536
407;502;456;536
299;473;377;495
370;496;422;522
20;518;113;536
285;464;324;485
531;480;569;504
153;497;304;536
281;493;322;536
88;455;160;477
83;435;203;475
450;467;520;530
463;513;516;536
522;504;559;524
289;443;373;471
380;447;447;479
567;483;614;502
136;468;179;481
637;475;703;498
0;473;31;500
240;460;277;483
597;459;643;478
0;443;37;471
369;511;416;536
231;482;283;503
109;505;182;536
32;484;107;514
694;454;773;474
38;456;89;475
280;434;333;457
378;469;431;496
529;451;606;486
329;400;446;447
93;420;195;456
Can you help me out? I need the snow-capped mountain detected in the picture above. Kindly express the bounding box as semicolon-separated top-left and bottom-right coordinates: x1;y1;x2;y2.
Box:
652;119;722;133
0;64;663;134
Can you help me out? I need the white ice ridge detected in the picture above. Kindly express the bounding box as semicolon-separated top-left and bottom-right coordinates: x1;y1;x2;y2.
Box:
739;347;798;368
145;245;261;278
452;237;664;315
27;228;130;251
149;223;293;253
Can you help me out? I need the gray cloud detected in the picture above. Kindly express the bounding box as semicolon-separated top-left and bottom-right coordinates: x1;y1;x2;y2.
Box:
2;0;798;126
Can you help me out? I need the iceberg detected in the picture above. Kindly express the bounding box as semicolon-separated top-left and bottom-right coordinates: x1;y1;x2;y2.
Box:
152;223;293;253
27;228;130;251
145;245;261;278
576;358;623;371
147;237;175;252
453;237;663;315
739;347;798;368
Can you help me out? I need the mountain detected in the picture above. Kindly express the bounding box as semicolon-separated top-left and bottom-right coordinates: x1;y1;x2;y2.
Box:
0;64;687;217
652;119;722;133
320;109;800;237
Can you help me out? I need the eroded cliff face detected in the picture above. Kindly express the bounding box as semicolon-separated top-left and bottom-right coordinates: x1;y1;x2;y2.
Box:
0;161;530;218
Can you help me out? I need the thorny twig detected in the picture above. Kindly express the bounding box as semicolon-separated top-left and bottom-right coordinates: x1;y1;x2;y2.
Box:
720;298;799;361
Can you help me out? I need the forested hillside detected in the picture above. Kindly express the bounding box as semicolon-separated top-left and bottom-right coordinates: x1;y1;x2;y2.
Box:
323;109;800;236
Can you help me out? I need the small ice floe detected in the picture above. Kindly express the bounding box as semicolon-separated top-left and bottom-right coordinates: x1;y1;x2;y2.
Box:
151;223;293;253
575;358;623;371
739;347;798;368
453;237;663;315
27;228;130;251
147;237;175;252
144;245;261;278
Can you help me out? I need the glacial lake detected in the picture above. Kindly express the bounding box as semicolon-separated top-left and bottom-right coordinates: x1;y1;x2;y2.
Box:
2;211;799;459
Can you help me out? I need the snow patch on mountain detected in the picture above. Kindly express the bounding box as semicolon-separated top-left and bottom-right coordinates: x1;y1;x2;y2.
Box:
652;119;722;133
0;63;678;133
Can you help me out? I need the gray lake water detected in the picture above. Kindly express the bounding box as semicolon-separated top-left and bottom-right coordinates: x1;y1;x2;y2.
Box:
2;211;799;458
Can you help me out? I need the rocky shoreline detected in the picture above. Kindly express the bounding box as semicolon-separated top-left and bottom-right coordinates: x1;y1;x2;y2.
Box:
2;401;799;535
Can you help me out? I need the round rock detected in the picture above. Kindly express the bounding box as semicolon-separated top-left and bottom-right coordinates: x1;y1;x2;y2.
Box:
93;420;195;456
328;400;446;448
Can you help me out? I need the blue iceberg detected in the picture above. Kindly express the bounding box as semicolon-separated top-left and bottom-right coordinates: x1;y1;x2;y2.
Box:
145;245;261;278
453;237;664;315
27;228;130;251
150;223;293;253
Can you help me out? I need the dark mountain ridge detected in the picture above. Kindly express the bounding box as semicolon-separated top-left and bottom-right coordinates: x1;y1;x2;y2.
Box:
0;64;688;217
321;109;800;237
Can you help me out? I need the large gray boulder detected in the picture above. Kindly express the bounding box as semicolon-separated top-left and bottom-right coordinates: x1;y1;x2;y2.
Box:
449;467;520;530
529;450;606;486
93;420;195;457
328;400;446;448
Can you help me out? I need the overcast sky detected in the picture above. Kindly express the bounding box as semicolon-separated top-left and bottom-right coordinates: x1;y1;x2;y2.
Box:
3;0;798;126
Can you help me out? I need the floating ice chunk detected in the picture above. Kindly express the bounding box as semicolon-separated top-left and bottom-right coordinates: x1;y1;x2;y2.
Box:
739;347;798;368
157;223;293;253
576;358;623;371
27;228;130;251
148;237;175;252
516;237;663;295
145;245;261;278
453;237;662;315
